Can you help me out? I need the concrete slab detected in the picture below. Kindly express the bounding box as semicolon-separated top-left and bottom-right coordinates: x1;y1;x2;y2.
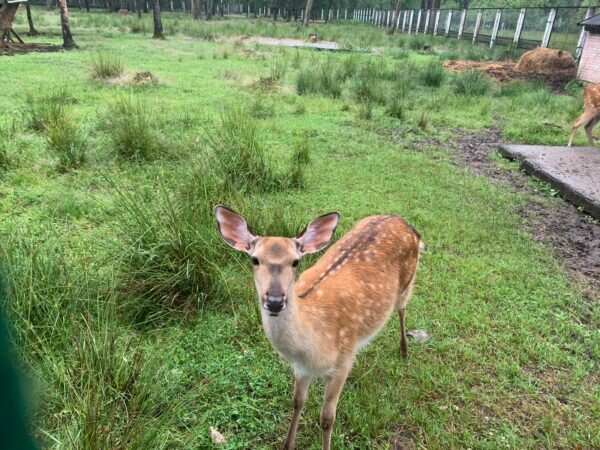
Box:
498;145;600;219
254;37;352;51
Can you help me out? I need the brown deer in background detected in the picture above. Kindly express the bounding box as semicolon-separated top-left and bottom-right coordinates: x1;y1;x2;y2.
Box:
215;206;424;450
568;82;600;147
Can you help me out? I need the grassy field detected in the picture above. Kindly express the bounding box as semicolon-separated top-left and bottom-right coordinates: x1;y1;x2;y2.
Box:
2;7;599;449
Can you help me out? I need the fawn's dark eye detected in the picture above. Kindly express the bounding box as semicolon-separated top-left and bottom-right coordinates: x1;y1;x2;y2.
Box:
251;257;259;266
291;259;299;268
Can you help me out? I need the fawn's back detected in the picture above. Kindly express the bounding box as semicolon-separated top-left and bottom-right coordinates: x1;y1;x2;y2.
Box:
292;215;421;368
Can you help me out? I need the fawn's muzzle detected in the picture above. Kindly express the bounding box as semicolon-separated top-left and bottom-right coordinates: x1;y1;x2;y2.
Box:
264;293;286;314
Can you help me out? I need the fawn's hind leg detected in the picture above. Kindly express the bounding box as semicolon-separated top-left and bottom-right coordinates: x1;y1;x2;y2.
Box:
396;278;416;359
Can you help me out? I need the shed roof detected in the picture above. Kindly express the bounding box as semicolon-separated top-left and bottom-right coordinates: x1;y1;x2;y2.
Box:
578;14;600;31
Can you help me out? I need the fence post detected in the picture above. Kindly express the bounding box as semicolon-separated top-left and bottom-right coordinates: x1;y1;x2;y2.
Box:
408;10;414;34
576;7;594;62
490;9;502;48
402;10;407;31
415;9;422;32
433;9;440;35
541;8;556;48
457;9;466;39
423;9;430;34
387;9;390;27
513;7;526;46
472;9;482;43
445;10;452;36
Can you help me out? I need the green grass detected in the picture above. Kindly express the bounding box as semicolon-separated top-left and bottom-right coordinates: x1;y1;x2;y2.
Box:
89;52;125;79
1;7;598;449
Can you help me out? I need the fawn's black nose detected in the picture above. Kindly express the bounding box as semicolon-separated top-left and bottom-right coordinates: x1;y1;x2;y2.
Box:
265;294;285;313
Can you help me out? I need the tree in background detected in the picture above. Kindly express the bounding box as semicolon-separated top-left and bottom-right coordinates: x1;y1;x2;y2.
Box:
389;0;403;34
303;0;313;25
57;0;77;48
25;1;40;35
193;0;203;19
152;0;164;38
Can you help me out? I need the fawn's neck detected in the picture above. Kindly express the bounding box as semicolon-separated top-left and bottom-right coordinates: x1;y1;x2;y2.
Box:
260;288;308;361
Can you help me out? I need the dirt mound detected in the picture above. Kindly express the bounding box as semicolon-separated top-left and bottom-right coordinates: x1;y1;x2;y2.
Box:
443;58;575;92
132;71;158;85
515;48;576;76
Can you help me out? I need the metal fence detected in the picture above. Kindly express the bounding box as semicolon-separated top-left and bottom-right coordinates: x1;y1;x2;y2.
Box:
353;6;597;55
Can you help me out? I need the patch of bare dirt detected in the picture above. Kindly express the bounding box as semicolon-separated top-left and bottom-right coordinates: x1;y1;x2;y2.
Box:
0;42;62;56
447;128;600;301
443;59;574;92
393;426;418;450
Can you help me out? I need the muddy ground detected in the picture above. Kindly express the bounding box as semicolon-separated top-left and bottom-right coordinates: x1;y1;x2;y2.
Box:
443;60;575;92
0;42;62;56
448;128;600;302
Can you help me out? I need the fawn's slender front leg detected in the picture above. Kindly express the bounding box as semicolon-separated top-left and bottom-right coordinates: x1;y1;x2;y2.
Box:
320;365;351;450
283;374;311;450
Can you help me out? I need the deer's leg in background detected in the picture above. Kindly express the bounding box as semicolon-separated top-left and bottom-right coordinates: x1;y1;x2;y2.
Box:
398;307;409;359
568;111;596;146
283;374;311;450
584;116;599;146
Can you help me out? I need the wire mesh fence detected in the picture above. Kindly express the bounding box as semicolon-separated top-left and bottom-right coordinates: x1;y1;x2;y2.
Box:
353;6;597;55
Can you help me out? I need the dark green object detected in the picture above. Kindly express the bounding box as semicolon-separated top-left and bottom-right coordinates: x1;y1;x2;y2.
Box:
0;276;37;450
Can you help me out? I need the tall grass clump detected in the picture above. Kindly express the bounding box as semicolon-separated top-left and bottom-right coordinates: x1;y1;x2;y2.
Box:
89;52;124;80
269;56;288;81
296;59;344;98
45;115;87;171
204;106;280;193
103;95;165;161
350;59;390;105
386;97;405;120
22;88;72;132
111;168;238;319
289;135;311;189
452;70;492;96
0;229;189;446
419;60;445;87
0;125;12;172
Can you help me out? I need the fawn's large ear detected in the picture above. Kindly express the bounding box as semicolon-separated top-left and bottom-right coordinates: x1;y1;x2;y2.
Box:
295;212;340;255
215;205;257;253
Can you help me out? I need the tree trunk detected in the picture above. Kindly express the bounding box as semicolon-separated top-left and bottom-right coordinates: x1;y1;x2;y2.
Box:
152;0;164;38
133;0;141;17
84;0;90;12
389;0;402;34
206;0;212;19
193;0;202;19
324;0;332;23
302;0;312;26
57;0;77;49
46;0;53;10
25;2;40;35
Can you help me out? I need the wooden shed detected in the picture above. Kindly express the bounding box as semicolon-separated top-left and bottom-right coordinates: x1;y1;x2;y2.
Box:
578;14;600;83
